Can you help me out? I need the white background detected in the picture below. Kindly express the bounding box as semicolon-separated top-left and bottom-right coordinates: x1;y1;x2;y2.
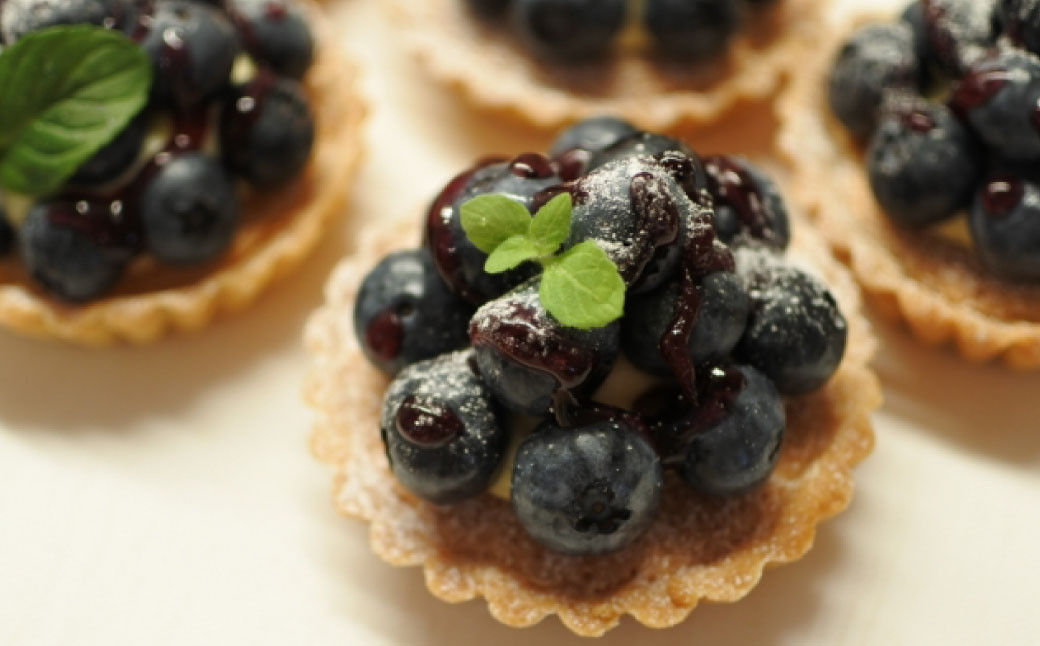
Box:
2;0;1039;644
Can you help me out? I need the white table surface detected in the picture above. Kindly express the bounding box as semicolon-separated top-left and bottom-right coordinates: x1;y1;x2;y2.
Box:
2;1;1039;644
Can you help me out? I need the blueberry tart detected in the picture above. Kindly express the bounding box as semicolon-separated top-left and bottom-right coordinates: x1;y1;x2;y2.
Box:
386;0;823;130
0;0;364;345
782;0;1040;368
305;120;879;636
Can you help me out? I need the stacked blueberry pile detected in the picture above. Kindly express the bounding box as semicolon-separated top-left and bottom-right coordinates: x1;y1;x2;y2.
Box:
829;0;1040;282
0;0;316;302
463;0;779;63
354;117;848;556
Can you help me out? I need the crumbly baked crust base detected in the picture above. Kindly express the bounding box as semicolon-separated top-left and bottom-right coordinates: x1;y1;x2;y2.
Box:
385;0;823;131
303;211;880;637
779;15;1040;369
0;33;366;346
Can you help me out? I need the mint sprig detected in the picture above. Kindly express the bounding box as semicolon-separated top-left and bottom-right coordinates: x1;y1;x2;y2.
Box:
0;25;153;197
460;193;626;329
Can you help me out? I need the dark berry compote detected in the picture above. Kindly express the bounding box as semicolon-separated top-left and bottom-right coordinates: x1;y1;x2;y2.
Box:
0;0;319;303
828;0;1040;283
357;117;849;557
462;0;783;64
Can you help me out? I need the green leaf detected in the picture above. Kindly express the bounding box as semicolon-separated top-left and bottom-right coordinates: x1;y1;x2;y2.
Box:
528;193;572;256
459;195;532;254
484;235;540;273
539;241;625;329
0;25;153;196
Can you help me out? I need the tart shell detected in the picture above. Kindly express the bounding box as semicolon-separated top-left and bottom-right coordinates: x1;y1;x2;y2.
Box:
303;210;880;636
0;34;366;346
779;17;1040;370
385;0;824;131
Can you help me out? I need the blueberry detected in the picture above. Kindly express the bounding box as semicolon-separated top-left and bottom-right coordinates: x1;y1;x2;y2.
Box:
565;156;695;293
140;153;239;266
19;200;132;302
548;116;638;158
969;173;1040;281
469;278;620;416
682;364;785;497
70;113;147;186
139;1;240;109
952;49;1040;160
463;0;511;19
220;74;315;187
511;0;626;61
355;249;474;376
922;0;999;76
644;0;740;62
622;271;749;376
867;100;981;227
511;419;662;555
735;252;847;396
588;131;695;171
0;0;135;44
704;156;790;250
588;132;710;204
426;155;559;304
828;23;921;139
226;0;314;79
380;350;507;505
1000;0;1040;55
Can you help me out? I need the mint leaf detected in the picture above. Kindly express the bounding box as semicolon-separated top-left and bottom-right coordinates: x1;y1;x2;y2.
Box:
528;193;571;256
0;26;153;196
460;195;532;254
540;241;625;329
485;235;540;273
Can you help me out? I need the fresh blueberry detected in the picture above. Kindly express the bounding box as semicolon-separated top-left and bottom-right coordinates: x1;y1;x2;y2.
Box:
867;99;981;227
469;278;620;416
588;131;695;171
951;49;1040;161
1000;0;1040;54
0;0;135;44
511;0;626;61
19;200;133;302
463;0;511;19
548;116;638;158
969;173;1040;281
70;114;148;186
922;0;999;76
426;155;559;304
588;132;709;203
511;419;662;555
565;156;694;293
226;0;314;79
682;364;785;497
355;249;474;376
139;0;240;109
828;23;921;139
380;350;507;505
140;152;239;265
622;271;749;376
644;0;740;62
220;74;315;187
704;156;790;250
735;251;847;396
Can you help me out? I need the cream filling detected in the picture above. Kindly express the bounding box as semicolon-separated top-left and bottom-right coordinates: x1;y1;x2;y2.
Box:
926;213;974;249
